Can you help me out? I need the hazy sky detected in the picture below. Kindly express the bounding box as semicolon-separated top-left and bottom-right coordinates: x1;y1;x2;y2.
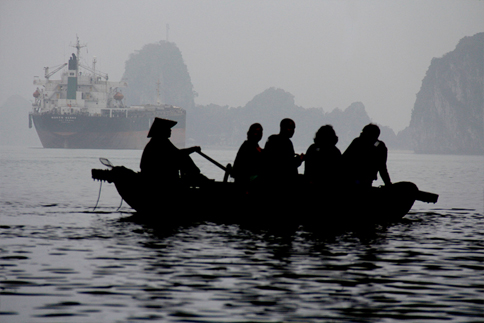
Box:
1;0;483;131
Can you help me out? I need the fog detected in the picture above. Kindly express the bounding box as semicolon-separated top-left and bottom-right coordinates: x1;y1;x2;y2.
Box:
1;0;483;131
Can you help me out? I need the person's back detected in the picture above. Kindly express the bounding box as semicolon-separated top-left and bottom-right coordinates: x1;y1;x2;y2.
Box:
264;134;296;177
262;118;304;182
140;117;204;187
232;123;263;184
140;136;181;182
304;125;341;187
342;123;391;187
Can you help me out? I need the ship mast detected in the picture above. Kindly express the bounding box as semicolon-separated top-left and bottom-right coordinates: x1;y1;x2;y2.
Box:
92;56;97;78
156;79;162;105
71;36;87;71
66;36;86;100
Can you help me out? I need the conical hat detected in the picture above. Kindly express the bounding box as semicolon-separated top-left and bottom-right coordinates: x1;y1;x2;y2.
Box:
147;118;177;138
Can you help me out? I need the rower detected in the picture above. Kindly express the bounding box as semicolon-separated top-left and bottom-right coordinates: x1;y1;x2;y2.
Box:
140;117;209;188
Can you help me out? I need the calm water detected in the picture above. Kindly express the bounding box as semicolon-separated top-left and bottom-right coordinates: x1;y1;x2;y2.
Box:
0;146;483;322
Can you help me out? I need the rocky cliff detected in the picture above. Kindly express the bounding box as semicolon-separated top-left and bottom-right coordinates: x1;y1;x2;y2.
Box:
122;41;195;110
409;32;484;154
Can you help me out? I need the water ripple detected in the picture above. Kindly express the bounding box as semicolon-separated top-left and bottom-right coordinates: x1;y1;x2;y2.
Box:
1;208;483;322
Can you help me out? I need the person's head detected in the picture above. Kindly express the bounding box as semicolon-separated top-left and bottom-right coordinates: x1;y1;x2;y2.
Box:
247;123;263;142
360;123;380;143
279;118;295;138
147;118;177;139
314;125;338;146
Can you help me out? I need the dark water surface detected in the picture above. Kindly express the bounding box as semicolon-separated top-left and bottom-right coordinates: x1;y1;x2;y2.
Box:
1;146;483;322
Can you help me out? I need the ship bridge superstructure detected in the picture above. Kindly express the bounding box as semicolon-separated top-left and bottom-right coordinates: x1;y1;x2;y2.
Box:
32;37;127;116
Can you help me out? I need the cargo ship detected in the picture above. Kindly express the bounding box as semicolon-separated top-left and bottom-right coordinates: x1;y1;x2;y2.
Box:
29;37;185;149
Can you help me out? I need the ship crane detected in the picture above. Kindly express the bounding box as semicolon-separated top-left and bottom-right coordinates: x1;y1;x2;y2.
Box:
44;63;67;80
79;63;109;81
70;36;109;80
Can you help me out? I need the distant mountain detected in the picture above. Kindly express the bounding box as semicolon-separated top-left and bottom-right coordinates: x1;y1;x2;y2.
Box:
187;87;397;151
409;32;484;154
0;95;41;147
120;40;402;152
122;40;195;110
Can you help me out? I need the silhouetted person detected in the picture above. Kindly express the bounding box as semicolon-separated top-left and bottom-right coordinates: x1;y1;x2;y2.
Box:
343;123;391;187
263;118;304;183
140;118;206;188
304;125;342;187
232;123;264;184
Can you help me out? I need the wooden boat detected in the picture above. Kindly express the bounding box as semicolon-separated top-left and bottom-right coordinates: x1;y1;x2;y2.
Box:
91;158;438;228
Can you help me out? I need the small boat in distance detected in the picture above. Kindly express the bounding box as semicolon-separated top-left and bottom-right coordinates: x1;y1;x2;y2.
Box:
30;37;185;149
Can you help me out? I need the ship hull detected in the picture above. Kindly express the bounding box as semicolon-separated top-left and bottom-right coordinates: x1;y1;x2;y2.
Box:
31;114;185;149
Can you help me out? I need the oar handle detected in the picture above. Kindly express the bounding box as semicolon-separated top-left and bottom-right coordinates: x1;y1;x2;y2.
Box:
197;151;227;172
416;190;439;203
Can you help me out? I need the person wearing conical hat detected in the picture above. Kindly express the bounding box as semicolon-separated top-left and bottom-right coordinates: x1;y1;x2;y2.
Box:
140;118;206;186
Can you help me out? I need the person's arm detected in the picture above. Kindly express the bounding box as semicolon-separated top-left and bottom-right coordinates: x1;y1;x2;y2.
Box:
180;146;201;155
378;142;392;186
380;167;391;186
304;145;313;176
294;153;304;167
232;142;248;179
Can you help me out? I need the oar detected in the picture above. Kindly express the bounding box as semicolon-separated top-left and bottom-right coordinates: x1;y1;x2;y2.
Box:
416;190;439;203
196;151;232;182
197;151;227;171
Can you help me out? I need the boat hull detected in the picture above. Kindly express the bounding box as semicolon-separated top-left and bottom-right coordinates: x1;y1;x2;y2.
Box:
91;166;437;228
31;113;185;149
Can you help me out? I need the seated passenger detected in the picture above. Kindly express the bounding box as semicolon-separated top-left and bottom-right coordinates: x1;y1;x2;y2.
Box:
304;125;342;187
232;123;263;184
140;117;207;187
342;123;392;187
262;118;304;183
